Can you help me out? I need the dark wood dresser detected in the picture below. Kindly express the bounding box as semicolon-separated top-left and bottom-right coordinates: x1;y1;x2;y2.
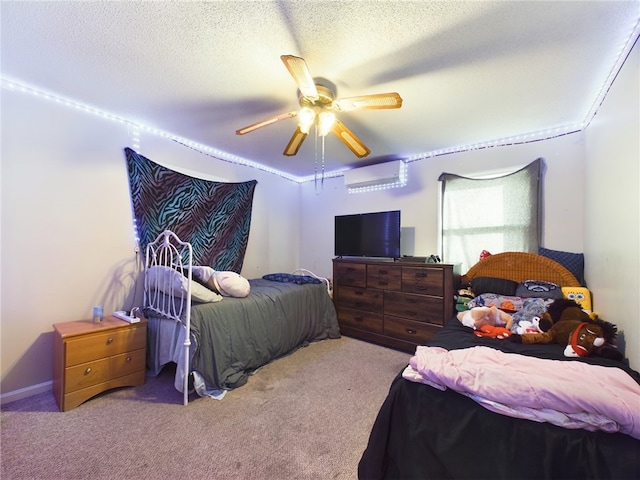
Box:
333;258;460;352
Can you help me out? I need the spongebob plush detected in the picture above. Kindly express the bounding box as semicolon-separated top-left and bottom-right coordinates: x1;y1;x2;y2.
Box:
561;287;592;313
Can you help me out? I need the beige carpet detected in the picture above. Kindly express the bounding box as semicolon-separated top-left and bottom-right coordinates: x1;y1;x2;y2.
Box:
1;336;410;480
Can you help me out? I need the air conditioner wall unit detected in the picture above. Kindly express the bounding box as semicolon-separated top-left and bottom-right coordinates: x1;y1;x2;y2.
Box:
344;160;404;188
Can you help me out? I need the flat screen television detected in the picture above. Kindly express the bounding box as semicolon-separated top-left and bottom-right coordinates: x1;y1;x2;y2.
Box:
334;210;401;258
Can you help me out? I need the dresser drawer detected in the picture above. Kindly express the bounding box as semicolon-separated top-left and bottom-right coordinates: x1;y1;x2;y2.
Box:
384;316;442;344
65;326;146;366
64;348;146;393
367;265;401;290
337;307;384;334
338;286;383;312
384;291;444;324
335;263;367;287
402;267;444;296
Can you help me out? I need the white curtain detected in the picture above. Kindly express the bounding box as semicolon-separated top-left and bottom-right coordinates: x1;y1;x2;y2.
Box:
438;158;543;273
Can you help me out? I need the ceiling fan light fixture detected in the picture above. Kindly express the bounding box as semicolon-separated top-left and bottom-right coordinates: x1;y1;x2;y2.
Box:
298;107;316;134
318;111;335;137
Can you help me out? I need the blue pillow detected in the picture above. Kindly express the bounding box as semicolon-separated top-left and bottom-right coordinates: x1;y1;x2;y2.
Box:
516;280;563;299
538;247;586;286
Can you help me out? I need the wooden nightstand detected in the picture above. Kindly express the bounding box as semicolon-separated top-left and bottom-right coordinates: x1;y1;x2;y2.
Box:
53;315;147;412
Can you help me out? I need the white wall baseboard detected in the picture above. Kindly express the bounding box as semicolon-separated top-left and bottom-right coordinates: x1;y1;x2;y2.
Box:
0;381;52;406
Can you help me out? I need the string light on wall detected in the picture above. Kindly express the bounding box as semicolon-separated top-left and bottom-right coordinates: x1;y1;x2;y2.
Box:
1;76;305;183
129;125;141;151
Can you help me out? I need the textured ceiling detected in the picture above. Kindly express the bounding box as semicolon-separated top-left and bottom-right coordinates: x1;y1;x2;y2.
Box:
2;1;639;178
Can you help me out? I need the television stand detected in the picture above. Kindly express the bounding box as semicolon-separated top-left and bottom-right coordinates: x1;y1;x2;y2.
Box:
332;257;460;352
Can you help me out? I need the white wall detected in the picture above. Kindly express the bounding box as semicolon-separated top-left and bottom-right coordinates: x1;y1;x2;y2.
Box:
0;90;301;401
584;40;639;370
298;132;586;280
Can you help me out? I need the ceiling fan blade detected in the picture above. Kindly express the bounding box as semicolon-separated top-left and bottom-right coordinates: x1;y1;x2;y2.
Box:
333;92;403;112
331;119;371;158
281;55;319;101
236;111;297;135
283;127;308;156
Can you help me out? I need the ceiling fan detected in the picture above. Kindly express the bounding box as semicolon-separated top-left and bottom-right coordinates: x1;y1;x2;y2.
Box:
236;55;403;158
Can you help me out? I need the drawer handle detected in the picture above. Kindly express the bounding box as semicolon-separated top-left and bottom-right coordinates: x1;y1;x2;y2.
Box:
84;367;92;375
378;269;388;274
415;272;427;278
405;310;418;317
354;316;364;323
107;337;114;344
406;298;418;304
378;281;388;286
405;328;417;335
126;356;132;363
354;291;364;296
355;302;365;308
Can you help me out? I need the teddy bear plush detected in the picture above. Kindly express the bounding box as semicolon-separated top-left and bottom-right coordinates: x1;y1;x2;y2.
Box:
457;305;513;331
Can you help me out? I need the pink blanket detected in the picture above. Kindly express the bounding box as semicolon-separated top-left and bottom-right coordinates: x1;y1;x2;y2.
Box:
403;346;640;438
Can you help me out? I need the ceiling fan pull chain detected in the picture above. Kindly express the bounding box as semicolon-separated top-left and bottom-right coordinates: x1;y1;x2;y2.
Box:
321;134;326;190
314;125;319;192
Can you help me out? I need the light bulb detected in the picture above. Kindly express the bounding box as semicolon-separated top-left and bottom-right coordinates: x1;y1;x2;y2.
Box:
318;111;335;137
298;107;316;134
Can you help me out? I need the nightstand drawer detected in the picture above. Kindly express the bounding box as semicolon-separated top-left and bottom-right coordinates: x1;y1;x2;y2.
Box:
384;316;442;344
384;291;444;324
65;357;110;392
65;326;146;366
337;307;383;334
402;267;444;295
64;348;146;393
111;348;146;379
338;286;383;312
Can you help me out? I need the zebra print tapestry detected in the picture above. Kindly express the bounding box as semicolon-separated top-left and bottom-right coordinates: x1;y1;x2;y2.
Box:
125;147;257;272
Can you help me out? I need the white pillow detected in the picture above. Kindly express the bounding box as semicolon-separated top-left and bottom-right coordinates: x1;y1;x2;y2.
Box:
192;266;251;298
191;265;217;291
214;271;251;298
147;266;222;303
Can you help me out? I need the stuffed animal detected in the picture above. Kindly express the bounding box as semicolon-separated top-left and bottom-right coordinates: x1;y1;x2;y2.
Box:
455;286;475;312
512;318;604;357
510;299;621;358
538;298;585;332
457;305;513;331
510;297;550;333
561;286;592;313
474;324;512;339
514;317;544;335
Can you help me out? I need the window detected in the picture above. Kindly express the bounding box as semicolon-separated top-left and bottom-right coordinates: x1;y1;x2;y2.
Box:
438;158;543;272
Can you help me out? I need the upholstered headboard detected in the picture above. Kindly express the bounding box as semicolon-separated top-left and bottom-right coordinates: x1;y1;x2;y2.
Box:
465;252;581;287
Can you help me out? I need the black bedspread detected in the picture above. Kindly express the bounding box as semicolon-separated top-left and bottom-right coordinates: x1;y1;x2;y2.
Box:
358;318;640;480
